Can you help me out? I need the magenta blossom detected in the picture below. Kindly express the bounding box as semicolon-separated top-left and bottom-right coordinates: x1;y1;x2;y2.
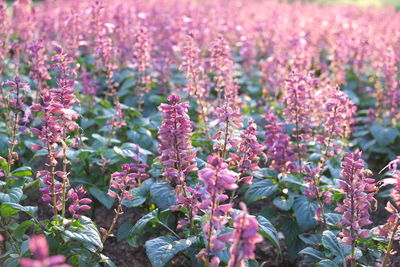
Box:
67;186;92;219
335;150;376;246
158;94;197;184
20;235;70;267
227;203;263;267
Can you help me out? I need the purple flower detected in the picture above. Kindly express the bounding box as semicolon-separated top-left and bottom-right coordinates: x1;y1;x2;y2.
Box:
197;155;239;264
158;94;197;184
264;110;296;173
108;156;149;201
228;203;263;267
335;150;376;245
210;34;238;105
67;186;92;219
20;235;70;267
229;119;263;184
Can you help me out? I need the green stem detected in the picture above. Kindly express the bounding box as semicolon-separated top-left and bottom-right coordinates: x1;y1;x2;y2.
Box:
382;218;400;267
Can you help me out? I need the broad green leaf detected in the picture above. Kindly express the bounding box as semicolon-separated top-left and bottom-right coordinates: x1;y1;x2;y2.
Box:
123;178;154;208
14;220;35;240
117;221;134;241
89;186;114;210
273;195;294;211
0;187;23;203
0;202;37;217
292;196;318;231
63;216;102;252
145;236;197;267
280;218;303;259
321;231;345;261
99;254;117;267
317;259;339;267
298;233;321;246
11;167;32;177
257;216;281;254
299;247;324;260
325;213;342;227
128;209;159;240
370;124;399;147
245;180;278;203
150;182;176;210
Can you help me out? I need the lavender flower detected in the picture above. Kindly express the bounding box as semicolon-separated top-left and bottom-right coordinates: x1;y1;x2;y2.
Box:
335;151;376;249
158;94;197;184
20;235;70;267
197;155;239;265
264;111;296;173
67;187;92;219
228;203;263;267
229;119;263;184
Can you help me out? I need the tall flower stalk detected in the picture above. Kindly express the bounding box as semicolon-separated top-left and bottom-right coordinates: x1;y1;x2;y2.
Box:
335;150;376;267
374;157;400;267
197;155;238;266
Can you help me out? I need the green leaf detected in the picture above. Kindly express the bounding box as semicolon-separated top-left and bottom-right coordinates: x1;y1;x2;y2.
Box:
0;202;37;217
127;209;159;246
14;220;35;240
273;195;294;211
321;231;345;261
298;233;321;246
292;196;318;231
370;124;399;147
63;216;103;252
11;167;32;177
99;254;117;267
145;236;197;267
117;221;134;241
123;178;154;208
0;157;8;172
280;218;304;259
257;216;281;253
245;180;278;203
150;182;176;210
89;186;115;210
317;259;339;267
325;213;342;227
0;187;23;203
299;247;324;260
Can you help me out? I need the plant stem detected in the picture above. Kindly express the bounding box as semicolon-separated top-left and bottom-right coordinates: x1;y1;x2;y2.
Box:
382;218;400;267
101;199;123;247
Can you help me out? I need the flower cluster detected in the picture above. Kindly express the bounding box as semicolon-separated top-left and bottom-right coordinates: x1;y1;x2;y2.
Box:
67;187;92;219
210;34;238;105
282;72;317;166
133;27;152;88
316;88;356;158
374;157;400;239
27;40;51;92
181;33;208;122
158;94;197;184
335;150;376;245
197;155;239;265
108;156;149;201
20;235;70;267
264;111;296;173
227;203;263;267
229;119;263;184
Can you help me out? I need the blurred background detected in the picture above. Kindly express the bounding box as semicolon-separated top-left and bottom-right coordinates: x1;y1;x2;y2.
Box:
3;0;400;9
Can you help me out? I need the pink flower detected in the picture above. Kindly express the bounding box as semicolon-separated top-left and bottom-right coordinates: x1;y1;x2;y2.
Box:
197;155;239;263
158;94;197;184
67;186;92;219
335;150;376;245
229;119;263;184
228;203;263;267
108;155;149;201
20;235;70;267
264;110;296;173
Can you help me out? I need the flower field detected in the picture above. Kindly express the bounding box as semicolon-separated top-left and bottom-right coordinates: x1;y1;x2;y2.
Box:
0;0;400;266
